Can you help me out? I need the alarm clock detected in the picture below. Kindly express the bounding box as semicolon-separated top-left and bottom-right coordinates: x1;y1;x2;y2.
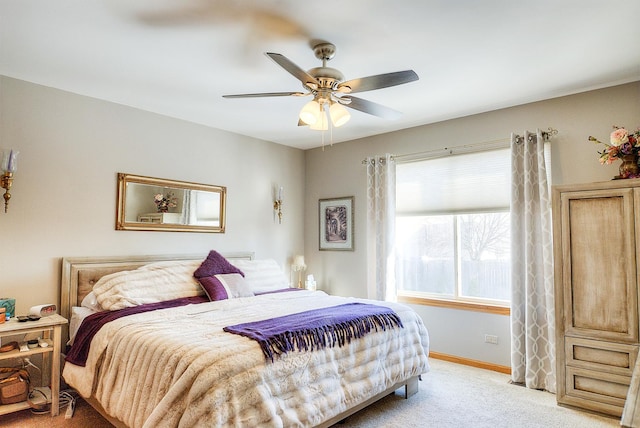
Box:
29;304;57;317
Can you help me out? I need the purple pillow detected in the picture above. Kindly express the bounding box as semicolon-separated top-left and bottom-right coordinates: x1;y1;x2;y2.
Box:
199;273;254;301
194;250;244;278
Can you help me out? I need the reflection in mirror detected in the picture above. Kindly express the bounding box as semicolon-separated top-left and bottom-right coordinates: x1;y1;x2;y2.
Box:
116;173;226;233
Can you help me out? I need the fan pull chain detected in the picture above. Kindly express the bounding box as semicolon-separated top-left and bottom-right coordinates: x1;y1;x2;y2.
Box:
329;117;334;147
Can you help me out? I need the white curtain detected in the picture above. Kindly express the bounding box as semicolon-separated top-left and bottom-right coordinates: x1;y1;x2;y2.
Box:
180;190;198;225
510;130;556;392
365;153;396;301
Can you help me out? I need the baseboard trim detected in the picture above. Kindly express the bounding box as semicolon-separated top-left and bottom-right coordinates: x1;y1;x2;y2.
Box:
429;351;511;375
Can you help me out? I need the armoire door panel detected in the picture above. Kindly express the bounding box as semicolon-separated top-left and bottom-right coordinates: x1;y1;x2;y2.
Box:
561;189;638;342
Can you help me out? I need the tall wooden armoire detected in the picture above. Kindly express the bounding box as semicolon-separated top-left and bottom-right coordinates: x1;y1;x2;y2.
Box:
553;180;640;417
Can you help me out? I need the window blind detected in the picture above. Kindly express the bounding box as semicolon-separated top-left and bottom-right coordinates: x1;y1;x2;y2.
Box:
396;148;511;215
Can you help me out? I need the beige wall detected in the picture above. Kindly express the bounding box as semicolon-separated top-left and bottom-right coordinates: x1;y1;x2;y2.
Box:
304;81;640;366
0;76;305;316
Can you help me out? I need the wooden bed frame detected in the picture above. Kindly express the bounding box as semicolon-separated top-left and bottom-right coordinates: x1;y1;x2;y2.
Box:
60;253;419;428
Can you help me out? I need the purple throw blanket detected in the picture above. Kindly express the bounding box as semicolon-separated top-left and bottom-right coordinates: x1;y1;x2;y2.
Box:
66;296;208;366
65;288;303;367
223;303;403;362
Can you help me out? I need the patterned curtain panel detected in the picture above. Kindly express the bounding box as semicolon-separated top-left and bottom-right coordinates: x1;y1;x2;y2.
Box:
510;130;556;392
365;153;396;301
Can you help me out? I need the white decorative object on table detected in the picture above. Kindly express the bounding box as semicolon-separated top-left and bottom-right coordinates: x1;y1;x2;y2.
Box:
291;255;306;288
305;274;317;291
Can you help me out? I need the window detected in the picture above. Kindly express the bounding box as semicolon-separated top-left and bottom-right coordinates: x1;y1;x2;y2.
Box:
395;148;512;307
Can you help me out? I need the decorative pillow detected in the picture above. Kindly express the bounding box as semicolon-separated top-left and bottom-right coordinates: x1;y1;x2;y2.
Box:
230;259;289;294
199;273;254;301
194;250;244;278
92;259;204;311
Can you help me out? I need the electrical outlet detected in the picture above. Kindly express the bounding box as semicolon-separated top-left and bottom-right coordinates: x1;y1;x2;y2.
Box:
484;334;498;345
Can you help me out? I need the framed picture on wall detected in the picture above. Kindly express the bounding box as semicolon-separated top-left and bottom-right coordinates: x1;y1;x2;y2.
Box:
319;196;354;251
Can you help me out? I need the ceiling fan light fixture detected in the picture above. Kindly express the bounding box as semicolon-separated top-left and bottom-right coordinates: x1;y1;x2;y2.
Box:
329;102;351;127
309;108;328;131
299;100;320;125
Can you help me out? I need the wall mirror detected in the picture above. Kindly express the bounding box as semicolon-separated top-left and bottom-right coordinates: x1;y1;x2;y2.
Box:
116;173;226;233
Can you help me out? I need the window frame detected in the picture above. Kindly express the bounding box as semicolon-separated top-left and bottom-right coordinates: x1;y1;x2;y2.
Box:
397;293;511;315
395;211;511;313
394;146;513;314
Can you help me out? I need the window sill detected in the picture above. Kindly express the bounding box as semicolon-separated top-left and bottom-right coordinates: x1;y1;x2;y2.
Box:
397;295;510;316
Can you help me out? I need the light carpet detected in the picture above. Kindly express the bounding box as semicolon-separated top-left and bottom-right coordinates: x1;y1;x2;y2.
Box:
1;358;621;427
341;358;619;427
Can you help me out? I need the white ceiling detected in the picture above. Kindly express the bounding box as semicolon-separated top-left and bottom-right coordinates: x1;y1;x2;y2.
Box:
1;0;639;150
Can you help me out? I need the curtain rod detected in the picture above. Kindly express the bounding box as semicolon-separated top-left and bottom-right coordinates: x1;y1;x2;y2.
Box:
361;127;558;164
513;127;558;145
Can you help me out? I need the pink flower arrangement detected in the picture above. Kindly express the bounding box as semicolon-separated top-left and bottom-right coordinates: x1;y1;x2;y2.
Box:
589;125;640;165
154;192;177;212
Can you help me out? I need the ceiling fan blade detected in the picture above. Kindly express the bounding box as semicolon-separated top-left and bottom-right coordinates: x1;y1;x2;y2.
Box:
341;96;403;120
223;91;307;98
337;70;418;94
265;52;319;88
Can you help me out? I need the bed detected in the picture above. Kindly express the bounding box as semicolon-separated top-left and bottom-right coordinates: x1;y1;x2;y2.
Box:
60;252;430;428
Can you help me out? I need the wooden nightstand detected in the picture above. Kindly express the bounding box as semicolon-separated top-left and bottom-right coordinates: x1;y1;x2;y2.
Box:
0;314;67;416
137;212;182;224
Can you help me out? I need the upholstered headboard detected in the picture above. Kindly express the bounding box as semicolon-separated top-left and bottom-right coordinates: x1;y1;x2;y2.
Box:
59;252;254;343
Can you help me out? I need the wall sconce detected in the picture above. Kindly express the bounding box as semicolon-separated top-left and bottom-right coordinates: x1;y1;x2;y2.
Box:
273;186;283;224
0;149;18;213
291;255;306;288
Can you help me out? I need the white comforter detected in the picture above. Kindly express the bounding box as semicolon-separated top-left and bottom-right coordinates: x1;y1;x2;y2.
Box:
63;290;430;428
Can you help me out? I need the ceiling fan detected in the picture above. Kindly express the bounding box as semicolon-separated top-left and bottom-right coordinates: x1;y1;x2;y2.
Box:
222;42;419;130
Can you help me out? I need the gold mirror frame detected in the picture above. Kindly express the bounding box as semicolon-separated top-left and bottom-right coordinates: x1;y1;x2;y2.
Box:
116;173;226;233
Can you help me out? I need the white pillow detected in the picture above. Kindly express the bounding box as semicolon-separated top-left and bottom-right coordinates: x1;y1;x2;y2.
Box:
93;259;204;311
69;306;96;345
231;259;289;293
81;291;103;312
